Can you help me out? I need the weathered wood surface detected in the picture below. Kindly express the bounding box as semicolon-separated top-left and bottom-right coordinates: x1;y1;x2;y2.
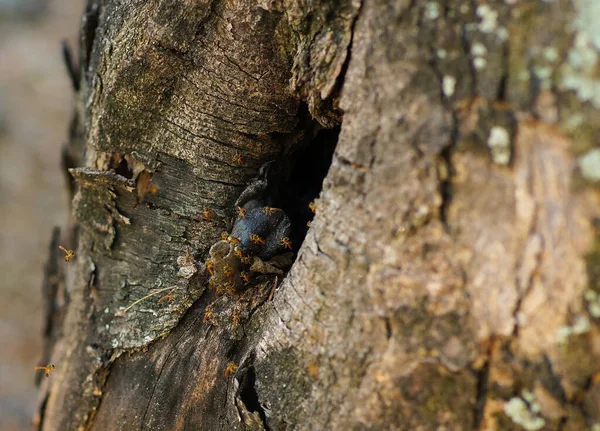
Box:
38;0;600;430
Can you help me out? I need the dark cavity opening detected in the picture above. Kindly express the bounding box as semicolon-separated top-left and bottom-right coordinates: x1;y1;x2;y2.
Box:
239;367;270;430
273;124;340;250
114;157;133;179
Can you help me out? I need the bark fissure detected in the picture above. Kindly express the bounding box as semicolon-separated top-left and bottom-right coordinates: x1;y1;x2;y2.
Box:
62;40;80;92
180;75;277;116
238;366;270;430
473;338;493;430
139;296;211;429
81;1;100;82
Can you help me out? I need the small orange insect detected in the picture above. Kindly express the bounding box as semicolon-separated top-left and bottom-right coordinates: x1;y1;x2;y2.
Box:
232;313;241;327
206;259;214;276
279;237;292;250
250;234;265;245
224;281;235;295
240;271;250;282
182;247;194;265
202;208;213;221
223;264;234;277
308;201;316;213
232;153;245;165
224;362;238;376
233;246;244;259
220;281;235;295
263;206;279;216
158;292;178;303
34;364;56;377
236;206;247;219
307;362;320;378
203;310;215;324
58;246;75;262
227;235;241;245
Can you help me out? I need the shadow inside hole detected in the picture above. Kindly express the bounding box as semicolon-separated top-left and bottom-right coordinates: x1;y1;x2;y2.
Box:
276;126;340;248
114;157;133;179
238;366;269;428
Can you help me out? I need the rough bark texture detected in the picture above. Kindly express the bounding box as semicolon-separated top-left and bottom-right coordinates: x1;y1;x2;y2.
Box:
38;0;600;430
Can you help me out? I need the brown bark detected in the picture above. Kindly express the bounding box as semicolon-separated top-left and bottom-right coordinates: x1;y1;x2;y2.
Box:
38;0;600;430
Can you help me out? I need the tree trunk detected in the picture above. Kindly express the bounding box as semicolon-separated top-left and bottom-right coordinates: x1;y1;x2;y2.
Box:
37;0;600;430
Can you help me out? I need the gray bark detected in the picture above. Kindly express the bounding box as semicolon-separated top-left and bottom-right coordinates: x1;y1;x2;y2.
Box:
37;0;600;430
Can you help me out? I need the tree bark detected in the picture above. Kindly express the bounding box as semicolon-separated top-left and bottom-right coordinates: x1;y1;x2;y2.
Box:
37;0;600;430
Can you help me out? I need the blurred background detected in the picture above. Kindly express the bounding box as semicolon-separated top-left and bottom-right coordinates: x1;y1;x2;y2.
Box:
0;0;82;429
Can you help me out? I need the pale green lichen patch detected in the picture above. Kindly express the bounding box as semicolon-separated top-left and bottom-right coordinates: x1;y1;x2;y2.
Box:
471;42;488;70
543;47;559;62
476;4;498;33
533;65;554;89
556;314;591;344
571;314;591;333
560;0;600;107
578;148;600;181
504;390;545;431
442;75;456;97
425;2;440;20
473;57;487;70
471;42;487;57
562;112;585;132
575;0;600;49
487;126;511;165
476;3;508;41
584;289;600;317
